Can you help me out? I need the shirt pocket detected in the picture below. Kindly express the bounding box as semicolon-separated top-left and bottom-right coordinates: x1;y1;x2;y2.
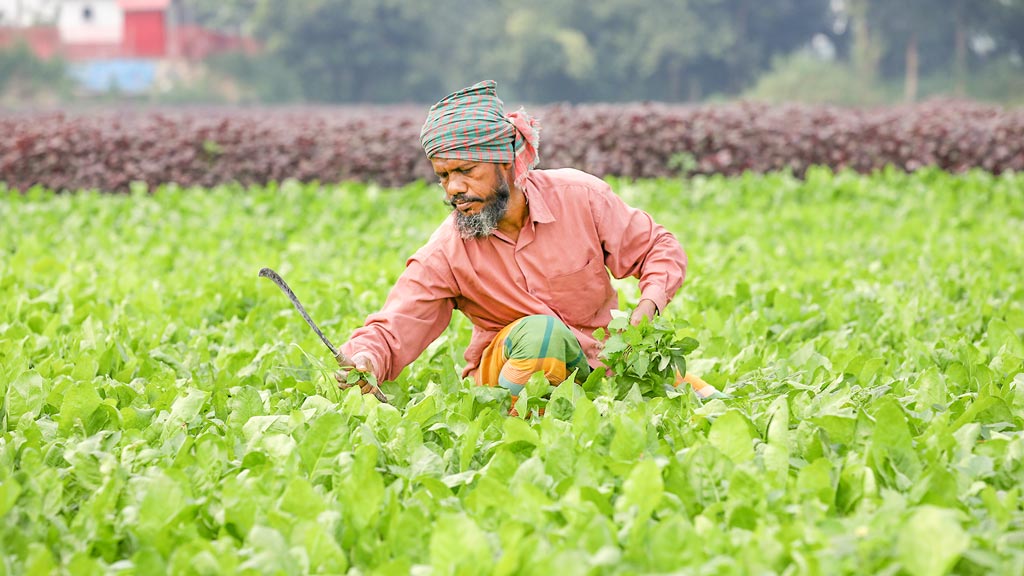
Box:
544;256;613;325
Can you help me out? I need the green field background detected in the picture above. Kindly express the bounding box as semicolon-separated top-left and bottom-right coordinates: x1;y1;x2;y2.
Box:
1;169;1023;574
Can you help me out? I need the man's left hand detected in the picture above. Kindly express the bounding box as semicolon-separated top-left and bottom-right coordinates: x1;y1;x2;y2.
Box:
334;351;379;396
629;299;658;326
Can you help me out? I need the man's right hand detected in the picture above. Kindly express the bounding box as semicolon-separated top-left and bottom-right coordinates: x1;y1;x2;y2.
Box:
334;351;379;396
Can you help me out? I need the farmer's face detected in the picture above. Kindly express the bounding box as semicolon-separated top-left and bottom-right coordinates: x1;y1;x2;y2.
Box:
431;158;511;239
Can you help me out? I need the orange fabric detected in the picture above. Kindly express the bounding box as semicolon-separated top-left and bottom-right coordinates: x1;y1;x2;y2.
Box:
499;357;567;387
674;371;720;399
478;318;521;386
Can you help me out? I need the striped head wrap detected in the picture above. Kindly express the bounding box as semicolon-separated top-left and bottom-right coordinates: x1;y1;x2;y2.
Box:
420;80;540;188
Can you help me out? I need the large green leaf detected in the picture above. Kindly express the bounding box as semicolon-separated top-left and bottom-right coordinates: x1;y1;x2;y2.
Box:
764;396;791;485
868;397;921;486
0;478;22;518
709;410;754;463
617;459;663;520
4;370;45;426
430;513;494;576
58;379;102;434
898;506;968;576
279;477;326;520
297;411;347;477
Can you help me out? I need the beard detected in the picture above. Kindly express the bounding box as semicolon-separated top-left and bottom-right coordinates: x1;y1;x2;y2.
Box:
449;172;510;239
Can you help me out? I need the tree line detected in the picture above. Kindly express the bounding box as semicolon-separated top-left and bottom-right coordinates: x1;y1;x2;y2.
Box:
0;0;1003;106
185;0;1024;105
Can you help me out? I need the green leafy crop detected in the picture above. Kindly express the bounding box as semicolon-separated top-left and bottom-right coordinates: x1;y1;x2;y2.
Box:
1;168;1023;574
595;311;700;399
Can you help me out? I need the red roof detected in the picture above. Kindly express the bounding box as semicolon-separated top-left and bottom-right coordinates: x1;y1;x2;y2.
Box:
117;0;171;10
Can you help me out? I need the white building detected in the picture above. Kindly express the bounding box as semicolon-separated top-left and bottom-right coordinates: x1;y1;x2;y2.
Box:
56;0;122;44
0;0;61;26
0;1;124;45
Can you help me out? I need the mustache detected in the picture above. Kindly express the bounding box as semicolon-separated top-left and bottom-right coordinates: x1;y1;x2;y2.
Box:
446;194;484;209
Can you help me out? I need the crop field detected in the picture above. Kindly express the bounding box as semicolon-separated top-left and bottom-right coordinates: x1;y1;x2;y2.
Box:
1;168;1023;575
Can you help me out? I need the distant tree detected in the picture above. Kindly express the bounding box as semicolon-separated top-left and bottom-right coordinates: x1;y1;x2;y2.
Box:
867;0;949;102
578;0;834;101
493;0;596;102
976;0;1024;59
571;0;735;101
179;0;269;35
851;0;1021;101
718;0;837;93
211;0;451;102
0;41;69;104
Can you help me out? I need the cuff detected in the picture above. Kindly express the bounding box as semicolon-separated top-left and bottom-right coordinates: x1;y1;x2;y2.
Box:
640;286;668;314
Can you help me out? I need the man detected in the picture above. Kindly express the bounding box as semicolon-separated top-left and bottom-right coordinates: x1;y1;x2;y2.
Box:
335;80;720;403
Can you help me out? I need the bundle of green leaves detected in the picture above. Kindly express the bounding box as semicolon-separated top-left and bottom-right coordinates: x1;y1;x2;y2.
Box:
594;312;700;400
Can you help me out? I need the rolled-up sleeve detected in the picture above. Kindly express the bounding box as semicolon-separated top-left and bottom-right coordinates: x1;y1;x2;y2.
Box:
591;182;687;312
340;256;456;382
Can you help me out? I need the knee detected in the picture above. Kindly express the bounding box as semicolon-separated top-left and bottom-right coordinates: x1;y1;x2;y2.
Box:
507;315;572;355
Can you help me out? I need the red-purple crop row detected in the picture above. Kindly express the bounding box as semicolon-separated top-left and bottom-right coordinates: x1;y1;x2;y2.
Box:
2;100;1022;192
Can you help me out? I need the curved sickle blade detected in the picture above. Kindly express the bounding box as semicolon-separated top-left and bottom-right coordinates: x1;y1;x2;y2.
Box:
260;266;387;401
258;268;388;403
259;267;340;358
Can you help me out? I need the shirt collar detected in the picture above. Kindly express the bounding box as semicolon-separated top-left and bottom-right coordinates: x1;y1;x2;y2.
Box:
522;172;554;224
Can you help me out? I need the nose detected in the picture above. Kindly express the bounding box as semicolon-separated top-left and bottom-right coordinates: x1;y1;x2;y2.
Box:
444;172;469;198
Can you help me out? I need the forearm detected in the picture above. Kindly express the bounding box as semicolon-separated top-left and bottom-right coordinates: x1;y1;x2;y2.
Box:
635;228;687;312
340;259;455;382
342;305;452;382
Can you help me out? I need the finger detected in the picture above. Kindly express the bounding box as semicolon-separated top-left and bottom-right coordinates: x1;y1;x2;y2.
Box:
629;310;643;326
334;370;346;383
630;301;655;326
352;352;374;373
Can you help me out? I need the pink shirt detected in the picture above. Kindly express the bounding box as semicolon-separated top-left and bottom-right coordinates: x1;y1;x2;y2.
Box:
341;168;687;382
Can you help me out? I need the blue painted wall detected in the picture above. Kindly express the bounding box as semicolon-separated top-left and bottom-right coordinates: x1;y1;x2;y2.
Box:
69;59;158;93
